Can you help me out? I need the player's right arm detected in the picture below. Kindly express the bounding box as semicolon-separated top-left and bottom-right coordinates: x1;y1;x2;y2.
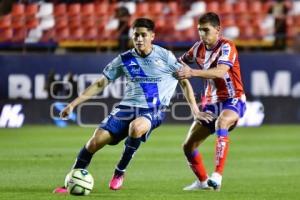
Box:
60;55;124;119
60;75;109;119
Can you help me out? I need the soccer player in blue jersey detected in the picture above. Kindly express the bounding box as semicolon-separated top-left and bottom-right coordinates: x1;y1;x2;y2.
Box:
53;18;213;193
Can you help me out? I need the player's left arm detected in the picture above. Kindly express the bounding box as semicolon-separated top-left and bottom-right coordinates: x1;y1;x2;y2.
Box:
179;79;214;123
60;75;109;119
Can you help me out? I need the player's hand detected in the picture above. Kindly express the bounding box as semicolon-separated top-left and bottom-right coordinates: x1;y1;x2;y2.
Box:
60;104;73;120
193;111;215;124
176;60;193;79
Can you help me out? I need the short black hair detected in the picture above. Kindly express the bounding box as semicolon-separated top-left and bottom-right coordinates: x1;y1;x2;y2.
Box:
198;12;220;27
132;18;155;31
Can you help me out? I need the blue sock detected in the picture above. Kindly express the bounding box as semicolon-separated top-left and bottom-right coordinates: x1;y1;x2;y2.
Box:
73;146;94;169
115;136;141;175
216;129;228;137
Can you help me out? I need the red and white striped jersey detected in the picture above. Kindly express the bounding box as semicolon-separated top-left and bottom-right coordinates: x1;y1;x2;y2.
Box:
181;38;245;104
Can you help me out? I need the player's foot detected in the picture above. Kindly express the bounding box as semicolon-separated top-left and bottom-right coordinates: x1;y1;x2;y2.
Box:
53;186;68;194
183;179;212;191
207;172;222;191
109;174;124;190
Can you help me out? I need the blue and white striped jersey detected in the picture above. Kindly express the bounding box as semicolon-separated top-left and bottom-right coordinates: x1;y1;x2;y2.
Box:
103;45;181;108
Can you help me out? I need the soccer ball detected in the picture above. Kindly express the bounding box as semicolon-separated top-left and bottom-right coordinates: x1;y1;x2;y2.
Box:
65;169;94;196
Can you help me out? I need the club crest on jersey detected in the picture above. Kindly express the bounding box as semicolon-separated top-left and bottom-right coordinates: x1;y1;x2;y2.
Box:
154;59;164;67
222;44;230;56
144;59;152;66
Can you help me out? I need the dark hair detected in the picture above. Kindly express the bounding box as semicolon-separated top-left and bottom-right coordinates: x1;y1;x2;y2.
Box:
198;12;220;27
132;18;155;31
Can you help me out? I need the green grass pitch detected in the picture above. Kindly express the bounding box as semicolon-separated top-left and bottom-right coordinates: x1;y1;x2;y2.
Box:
0;125;299;200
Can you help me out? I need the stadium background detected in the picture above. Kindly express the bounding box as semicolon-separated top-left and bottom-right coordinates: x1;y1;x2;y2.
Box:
0;0;299;200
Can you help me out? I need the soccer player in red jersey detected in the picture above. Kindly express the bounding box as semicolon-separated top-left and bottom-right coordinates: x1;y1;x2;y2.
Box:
176;12;246;191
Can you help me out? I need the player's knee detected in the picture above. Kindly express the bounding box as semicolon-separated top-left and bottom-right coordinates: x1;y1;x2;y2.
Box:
182;142;190;154
129;121;145;138
86;131;108;153
182;141;196;155
216;116;232;129
86;136;98;153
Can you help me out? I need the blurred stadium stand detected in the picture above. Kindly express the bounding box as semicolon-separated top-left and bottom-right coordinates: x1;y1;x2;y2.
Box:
0;0;299;52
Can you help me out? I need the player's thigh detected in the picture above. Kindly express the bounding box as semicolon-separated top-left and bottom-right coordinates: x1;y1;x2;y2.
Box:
86;128;114;152
216;109;239;130
183;121;211;151
128;116;151;138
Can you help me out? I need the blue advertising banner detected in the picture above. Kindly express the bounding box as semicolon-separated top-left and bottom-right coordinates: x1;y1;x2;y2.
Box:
239;53;300;98
0;54;118;99
1;52;300;99
0;52;300;126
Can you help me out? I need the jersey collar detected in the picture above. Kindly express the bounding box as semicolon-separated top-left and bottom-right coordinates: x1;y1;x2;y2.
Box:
134;45;154;58
205;38;221;51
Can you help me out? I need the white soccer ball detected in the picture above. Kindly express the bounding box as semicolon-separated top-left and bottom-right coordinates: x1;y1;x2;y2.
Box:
65;169;94;196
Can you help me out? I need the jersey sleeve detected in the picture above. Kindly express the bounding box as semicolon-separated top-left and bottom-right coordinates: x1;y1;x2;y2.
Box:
180;41;200;64
102;55;124;81
217;42;237;68
168;51;182;72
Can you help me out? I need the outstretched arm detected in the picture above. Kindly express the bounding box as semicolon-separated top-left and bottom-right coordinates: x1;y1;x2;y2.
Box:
176;59;229;79
179;79;213;123
60;74;109;119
